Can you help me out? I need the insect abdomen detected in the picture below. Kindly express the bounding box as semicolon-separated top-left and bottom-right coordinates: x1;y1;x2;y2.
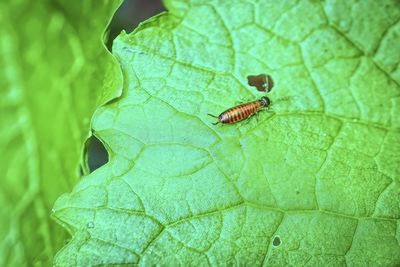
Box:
219;101;261;124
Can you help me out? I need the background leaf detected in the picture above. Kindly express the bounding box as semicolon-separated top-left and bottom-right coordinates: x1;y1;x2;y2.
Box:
53;0;400;265
0;0;122;265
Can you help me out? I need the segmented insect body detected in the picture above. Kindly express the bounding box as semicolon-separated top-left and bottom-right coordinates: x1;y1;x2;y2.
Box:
208;96;271;125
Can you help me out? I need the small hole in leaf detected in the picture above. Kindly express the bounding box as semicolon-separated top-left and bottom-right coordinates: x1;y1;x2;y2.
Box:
85;135;109;173
87;221;95;229
272;235;281;247
247;74;274;92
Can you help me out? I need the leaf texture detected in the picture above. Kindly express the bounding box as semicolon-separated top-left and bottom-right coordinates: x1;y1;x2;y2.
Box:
53;0;400;265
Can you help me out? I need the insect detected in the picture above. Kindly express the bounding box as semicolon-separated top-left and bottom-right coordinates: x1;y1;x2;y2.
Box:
208;96;271;125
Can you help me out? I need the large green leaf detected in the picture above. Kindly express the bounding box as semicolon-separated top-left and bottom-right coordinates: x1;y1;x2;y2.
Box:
53;0;400;265
0;0;122;265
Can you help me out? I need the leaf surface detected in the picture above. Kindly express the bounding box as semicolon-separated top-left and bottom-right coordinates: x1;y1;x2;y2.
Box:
0;0;121;265
54;0;400;265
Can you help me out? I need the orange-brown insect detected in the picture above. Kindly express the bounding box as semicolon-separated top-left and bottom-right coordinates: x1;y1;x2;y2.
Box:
208;96;271;125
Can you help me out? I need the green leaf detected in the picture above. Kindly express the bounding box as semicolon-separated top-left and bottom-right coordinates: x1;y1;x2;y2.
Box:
53;0;400;265
0;0;122;265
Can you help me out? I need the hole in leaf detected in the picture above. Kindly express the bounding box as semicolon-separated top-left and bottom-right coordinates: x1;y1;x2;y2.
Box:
272;235;281;247
87;221;95;229
247;74;274;92
107;0;166;50
85;135;109;173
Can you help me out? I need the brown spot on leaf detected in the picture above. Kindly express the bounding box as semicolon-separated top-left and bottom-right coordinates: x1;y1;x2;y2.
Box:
247;74;274;92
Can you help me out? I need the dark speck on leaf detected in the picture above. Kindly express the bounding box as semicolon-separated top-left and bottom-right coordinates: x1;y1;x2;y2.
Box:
272;236;281;247
247;74;274;92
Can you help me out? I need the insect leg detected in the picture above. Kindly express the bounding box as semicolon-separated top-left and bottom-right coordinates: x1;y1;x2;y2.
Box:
212;121;220;125
243;116;253;126
237;113;255;128
262;105;272;111
235;97;252;105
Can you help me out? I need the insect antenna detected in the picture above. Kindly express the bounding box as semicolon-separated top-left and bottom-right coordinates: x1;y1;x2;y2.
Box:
275;96;292;102
265;95;296;111
269;95;295;105
211;121;220;125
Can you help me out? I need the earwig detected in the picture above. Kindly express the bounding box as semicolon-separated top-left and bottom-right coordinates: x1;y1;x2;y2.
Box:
208;96;271;125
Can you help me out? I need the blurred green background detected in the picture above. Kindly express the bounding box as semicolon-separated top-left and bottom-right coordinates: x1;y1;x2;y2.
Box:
0;0;163;265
